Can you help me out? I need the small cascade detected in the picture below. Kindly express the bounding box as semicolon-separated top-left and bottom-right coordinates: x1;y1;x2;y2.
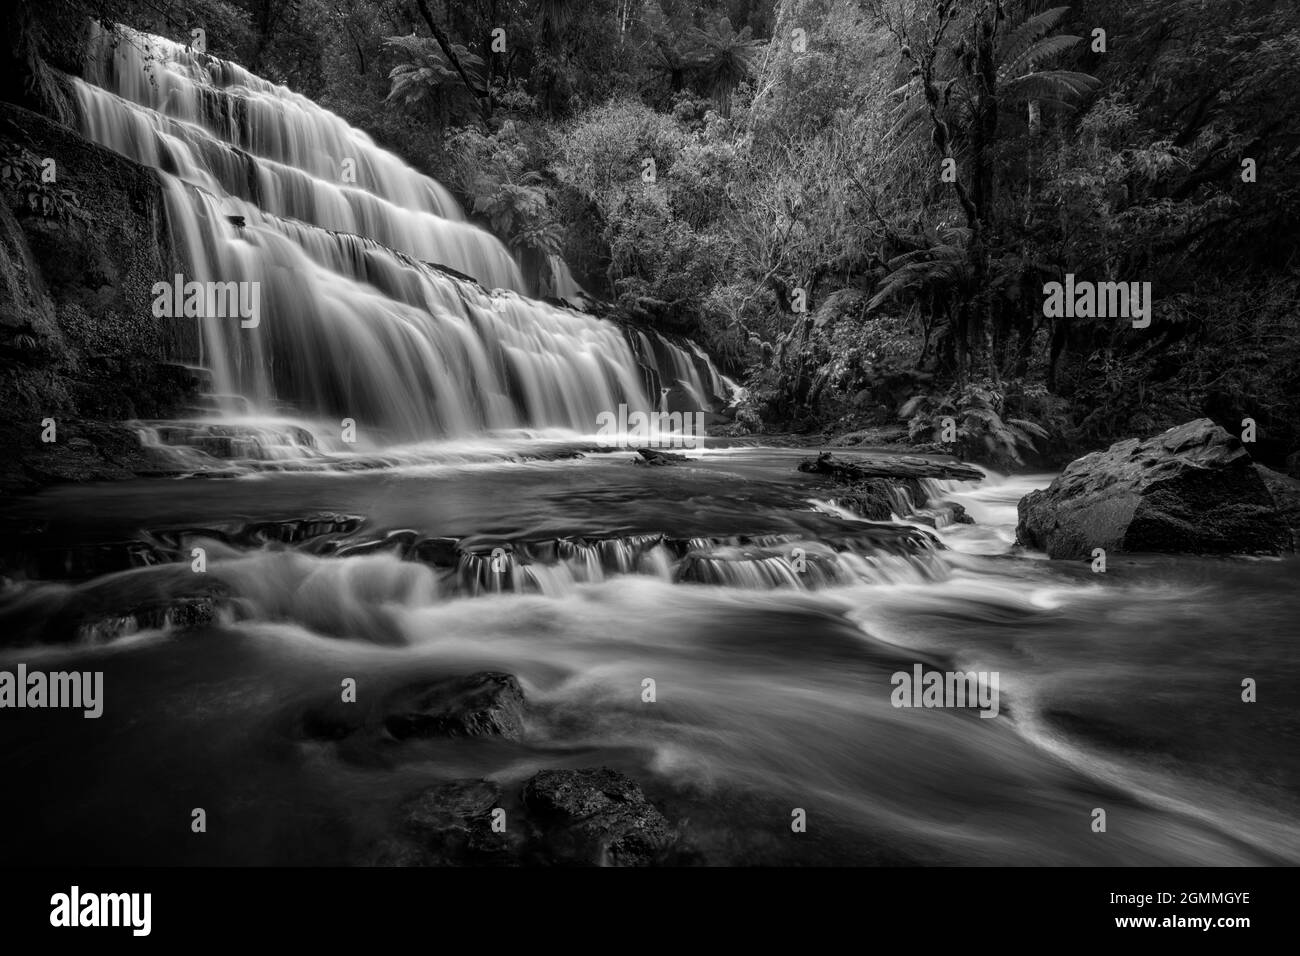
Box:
133;419;326;465
0;515;948;608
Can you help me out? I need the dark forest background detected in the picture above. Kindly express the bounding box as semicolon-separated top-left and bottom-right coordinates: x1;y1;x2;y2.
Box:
6;0;1299;468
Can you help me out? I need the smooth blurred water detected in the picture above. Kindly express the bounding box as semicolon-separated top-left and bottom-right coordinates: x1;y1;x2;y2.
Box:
1;448;1295;866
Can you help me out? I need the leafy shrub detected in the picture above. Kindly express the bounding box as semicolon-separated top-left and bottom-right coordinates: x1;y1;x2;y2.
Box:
900;381;1049;467
0;147;84;223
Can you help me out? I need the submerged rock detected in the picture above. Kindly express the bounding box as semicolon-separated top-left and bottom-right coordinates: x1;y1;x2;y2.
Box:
295;671;528;744
0;535;168;582
367;769;686;867
74;595;221;642
411;536;459;568
390;779;513;865
0;576;232;646
937;501;974;525
1016;419;1294;558
521;767;676;866
365;778;514;866
384;672;527;741
634;447;690;465
885;497;974;528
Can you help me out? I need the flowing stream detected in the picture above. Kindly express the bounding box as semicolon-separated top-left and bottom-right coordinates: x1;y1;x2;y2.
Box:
1;453;1297;865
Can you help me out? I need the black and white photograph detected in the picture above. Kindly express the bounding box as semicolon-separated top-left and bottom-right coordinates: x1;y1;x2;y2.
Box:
0;0;1294;935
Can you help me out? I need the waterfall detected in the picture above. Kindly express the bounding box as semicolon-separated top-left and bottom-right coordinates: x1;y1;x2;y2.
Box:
70;22;725;444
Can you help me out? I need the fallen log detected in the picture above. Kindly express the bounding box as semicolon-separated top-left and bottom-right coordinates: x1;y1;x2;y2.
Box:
798;451;983;482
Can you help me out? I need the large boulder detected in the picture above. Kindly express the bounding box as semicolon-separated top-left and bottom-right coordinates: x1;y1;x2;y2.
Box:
1016;419;1293;558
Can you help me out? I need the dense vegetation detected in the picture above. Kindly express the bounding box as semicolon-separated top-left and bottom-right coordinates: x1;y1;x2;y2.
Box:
6;0;1299;467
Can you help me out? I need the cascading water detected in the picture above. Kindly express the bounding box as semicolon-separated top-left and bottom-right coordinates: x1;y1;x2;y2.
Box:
70;22;724;449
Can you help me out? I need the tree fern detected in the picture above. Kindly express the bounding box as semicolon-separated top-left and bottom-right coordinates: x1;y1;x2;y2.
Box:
997;6;1072;77
1002;68;1099;105
886;4;1097;149
686;16;764;117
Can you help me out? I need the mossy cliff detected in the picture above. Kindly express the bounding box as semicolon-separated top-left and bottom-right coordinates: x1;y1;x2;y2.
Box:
0;99;199;493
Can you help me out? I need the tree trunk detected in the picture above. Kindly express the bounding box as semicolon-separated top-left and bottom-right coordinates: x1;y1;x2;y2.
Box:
413;0;491;122
971;1;1001;384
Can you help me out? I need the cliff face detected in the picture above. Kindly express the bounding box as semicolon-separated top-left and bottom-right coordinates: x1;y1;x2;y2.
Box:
0;100;198;493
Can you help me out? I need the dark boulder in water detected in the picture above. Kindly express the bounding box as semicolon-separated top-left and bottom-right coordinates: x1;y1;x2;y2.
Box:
634;447;690;465
521;767;676;866
383;672;527;741
0;574;231;646
1016;418;1294;558
295;671;527;744
411;536;459;568
73;594;222;643
940;501;975;525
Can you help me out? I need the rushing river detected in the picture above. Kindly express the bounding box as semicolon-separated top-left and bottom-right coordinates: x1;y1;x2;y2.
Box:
1;444;1296;866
